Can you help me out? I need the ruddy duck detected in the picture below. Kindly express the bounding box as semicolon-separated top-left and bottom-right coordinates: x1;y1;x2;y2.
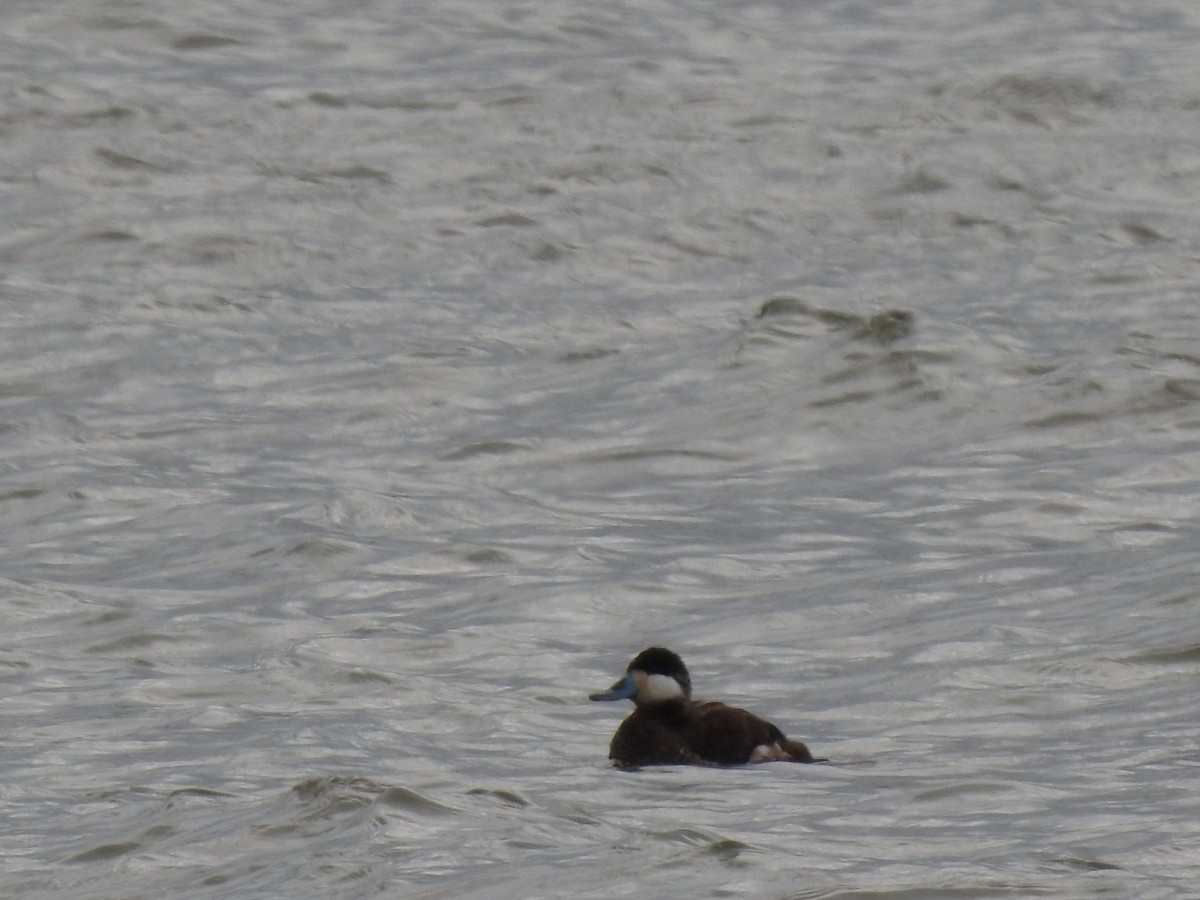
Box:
589;647;817;767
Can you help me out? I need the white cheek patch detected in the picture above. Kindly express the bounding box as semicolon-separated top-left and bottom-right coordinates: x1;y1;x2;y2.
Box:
637;672;685;702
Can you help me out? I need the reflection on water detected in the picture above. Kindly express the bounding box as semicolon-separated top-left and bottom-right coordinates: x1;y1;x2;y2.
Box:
2;0;1200;898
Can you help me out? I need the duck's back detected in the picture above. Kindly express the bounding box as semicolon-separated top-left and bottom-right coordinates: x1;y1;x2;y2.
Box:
608;699;813;767
685;701;808;765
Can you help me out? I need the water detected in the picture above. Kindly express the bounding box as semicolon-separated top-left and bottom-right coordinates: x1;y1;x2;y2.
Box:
3;0;1200;897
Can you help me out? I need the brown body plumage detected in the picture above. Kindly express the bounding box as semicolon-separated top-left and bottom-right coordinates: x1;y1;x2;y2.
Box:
590;647;817;768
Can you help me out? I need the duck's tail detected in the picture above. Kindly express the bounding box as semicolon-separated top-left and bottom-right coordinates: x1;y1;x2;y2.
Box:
779;738;817;763
749;738;822;764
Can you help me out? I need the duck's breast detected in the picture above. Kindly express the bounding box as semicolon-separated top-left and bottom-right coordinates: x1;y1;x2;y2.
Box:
608;706;692;767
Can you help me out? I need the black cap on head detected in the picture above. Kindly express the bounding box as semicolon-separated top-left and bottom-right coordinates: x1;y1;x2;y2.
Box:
628;647;691;696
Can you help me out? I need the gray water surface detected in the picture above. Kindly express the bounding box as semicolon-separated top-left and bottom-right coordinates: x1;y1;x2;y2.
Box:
3;1;1200;898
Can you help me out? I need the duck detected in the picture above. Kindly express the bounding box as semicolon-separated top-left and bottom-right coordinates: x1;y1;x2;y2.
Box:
589;647;817;768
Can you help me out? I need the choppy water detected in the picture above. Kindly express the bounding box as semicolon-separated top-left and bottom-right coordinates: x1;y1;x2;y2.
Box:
3;1;1200;897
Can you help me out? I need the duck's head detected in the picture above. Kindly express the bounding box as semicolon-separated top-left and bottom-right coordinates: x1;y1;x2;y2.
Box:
589;646;692;706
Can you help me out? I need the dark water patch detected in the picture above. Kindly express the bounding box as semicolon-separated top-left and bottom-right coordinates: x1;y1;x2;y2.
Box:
0;486;44;502
64;841;140;863
786;888;1056;899
507;837;556;849
559;21;618;39
652;827;730;847
818;356;927;394
86;786;158;801
976;74;1119;125
73;229;139;243
484;93;535;107
988;174;1026;191
307;91;347;107
441;440;530;461
887;169;951;195
83;608;135;626
60;106;136;127
467;787;530;808
145;292;254;314
84;632;191;654
171;33;244;50
0;378;50;397
288;776;457;819
342;667;395;685
562;809;602;825
1105;520;1172;533
731;112;799;128
296;165;392;185
530;242;563;261
1048;855;1123;872
1122;644;1200;665
1025;409;1105;429
652;829;754;869
443;546;513;565
1120;220;1167;245
757;295;829;322
701;837;753;864
810;389;877;409
277;777;376;829
1022;362;1060;376
1164;379;1200;401
1026;371;1200;427
351;93;458;111
549;159;620;184
1153;349;1200;369
1032;500;1086;516
886;348;955;366
558;347;619;363
755;298;914;345
950;212;1000;229
856;310;915;345
94;147;172;172
1159;589;1200;607
283;539;356;558
655;232;749;262
128;423;215;439
169;234;249;266
167;786;234;801
579;446;736;464
1087;270;1150;287
913;782;1012;802
476;213;539;227
378;786;457;816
